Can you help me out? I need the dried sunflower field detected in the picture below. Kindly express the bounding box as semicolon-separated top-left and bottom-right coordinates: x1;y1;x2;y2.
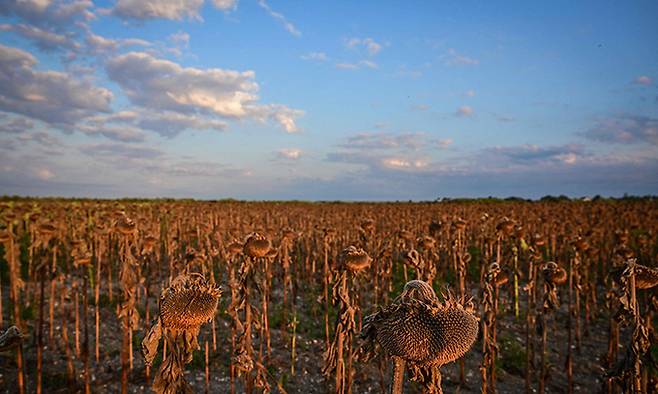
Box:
0;198;656;393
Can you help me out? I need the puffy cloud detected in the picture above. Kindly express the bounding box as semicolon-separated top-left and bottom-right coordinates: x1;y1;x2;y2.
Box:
109;0;238;20
112;0;204;21
85;32;150;55
583;115;658;145
633;75;652;86
327;132;436;176
444;48;478;66
106;51;301;133
86;109;227;138
264;105;303;133
257;0;300;37
346;37;382;56
139;111;226;135
106;52;257;116
0;115;33;134
455;106;473;117
0;0;94;29
0;23;79;52
77;124;146;142
17;130;63;147
0;44;112;125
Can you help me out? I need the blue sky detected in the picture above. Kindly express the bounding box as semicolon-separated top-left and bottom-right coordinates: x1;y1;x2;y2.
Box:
0;0;656;200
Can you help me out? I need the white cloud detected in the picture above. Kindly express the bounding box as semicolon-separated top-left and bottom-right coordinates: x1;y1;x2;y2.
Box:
212;0;237;11
257;0;300;37
169;31;190;47
265;105;303;133
465;90;476;97
0;23;80;52
301;52;327;62
112;0;204;21
77;124;146;142
0;44;112;125
277;148;302;160
346;37;382;56
0;0;95;29
558;153;577;165
85;32;150;55
36;168;55;180
165;30;191;57
634;75;652;86
382;158;428;169
17;130;62;147
455;106;473;117
85;109;227;139
106;51;302;133
335;60;378;70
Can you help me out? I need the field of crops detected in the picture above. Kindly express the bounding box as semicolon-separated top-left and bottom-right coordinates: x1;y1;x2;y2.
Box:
0;198;656;393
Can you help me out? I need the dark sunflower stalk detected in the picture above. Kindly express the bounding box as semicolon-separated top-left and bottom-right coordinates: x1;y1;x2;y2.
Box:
281;228;298;375
261;246;277;359
524;239;543;393
322;228;335;350
93;223;106;363
605;260;658;392
417;236;438;284
573;238;590;354
538;262;566;394
59;278;76;386
46;228;58;344
397;229;415;283
231;232;272;394
115;216;139;394
323;246;370;394
142;273;221;394
480;262;504;394
605;235;627;372
452;217;468;385
140;234;158;380
34;222;57;394
0;225;25;394
566;254;574;394
72;239;93;394
225;239;242;394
